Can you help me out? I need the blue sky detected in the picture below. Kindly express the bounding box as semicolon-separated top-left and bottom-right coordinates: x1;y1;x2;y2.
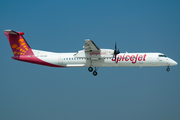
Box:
1;0;180;120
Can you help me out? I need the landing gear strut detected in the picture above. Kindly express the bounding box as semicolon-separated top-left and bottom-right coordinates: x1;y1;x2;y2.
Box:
93;67;99;76
166;66;170;72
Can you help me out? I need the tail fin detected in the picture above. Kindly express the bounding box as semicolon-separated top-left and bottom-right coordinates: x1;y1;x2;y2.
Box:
4;30;34;56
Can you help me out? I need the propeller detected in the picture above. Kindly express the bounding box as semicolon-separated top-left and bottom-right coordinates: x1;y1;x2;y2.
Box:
114;42;120;62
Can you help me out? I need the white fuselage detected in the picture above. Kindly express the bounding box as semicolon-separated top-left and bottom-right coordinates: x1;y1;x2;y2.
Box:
4;30;177;76
32;49;177;67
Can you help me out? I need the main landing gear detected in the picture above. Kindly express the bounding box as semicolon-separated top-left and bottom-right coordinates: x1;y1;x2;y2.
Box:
166;66;170;72
88;67;99;76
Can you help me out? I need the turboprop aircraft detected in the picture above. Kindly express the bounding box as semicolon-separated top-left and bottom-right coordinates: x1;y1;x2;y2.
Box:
4;30;178;76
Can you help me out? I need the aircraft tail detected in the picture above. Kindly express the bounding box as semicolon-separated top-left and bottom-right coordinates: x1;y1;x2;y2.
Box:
4;30;34;56
4;30;64;67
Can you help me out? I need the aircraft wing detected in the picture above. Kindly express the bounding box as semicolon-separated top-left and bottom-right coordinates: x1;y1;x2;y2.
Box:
83;39;100;52
74;39;114;58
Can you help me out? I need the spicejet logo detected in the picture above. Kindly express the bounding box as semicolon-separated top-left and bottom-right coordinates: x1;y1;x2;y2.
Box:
11;39;29;56
112;54;147;64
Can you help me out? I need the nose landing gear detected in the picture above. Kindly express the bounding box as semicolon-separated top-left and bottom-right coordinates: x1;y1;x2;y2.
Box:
166;66;170;72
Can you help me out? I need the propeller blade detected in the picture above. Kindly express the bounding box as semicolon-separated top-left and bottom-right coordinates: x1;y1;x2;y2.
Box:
113;42;120;63
115;54;117;62
117;49;120;54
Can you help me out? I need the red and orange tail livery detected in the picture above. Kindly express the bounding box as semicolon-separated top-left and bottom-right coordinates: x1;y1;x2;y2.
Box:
4;30;34;57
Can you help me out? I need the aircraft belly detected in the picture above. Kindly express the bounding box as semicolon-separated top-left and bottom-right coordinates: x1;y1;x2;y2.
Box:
64;60;87;67
38;56;59;65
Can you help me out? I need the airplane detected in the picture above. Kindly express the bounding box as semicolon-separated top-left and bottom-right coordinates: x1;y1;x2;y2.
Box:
4;30;178;76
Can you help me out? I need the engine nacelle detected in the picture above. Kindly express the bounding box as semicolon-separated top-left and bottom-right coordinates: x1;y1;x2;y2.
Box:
74;49;114;58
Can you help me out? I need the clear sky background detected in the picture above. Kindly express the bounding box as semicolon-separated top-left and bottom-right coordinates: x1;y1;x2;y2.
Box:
0;0;180;120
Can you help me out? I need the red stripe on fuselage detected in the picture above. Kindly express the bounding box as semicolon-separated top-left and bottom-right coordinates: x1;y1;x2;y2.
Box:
12;55;65;67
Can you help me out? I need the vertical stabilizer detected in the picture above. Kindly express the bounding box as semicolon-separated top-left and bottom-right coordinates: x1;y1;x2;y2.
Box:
4;30;34;57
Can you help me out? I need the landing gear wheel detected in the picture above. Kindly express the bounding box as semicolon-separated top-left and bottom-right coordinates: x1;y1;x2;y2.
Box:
166;67;170;72
93;71;98;76
88;67;93;72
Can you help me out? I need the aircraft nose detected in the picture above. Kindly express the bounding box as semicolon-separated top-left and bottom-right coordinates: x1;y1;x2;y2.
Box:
174;61;178;66
171;60;178;66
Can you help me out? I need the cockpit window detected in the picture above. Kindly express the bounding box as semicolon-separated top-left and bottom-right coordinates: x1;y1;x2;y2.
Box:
159;55;167;57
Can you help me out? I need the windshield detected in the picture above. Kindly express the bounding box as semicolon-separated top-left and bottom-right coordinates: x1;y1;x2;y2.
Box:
159;54;167;57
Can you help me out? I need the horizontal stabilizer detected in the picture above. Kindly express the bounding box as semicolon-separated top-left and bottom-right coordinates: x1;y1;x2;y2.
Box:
4;30;19;35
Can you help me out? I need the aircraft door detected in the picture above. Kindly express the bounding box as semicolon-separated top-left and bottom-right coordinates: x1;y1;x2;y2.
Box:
59;56;63;65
